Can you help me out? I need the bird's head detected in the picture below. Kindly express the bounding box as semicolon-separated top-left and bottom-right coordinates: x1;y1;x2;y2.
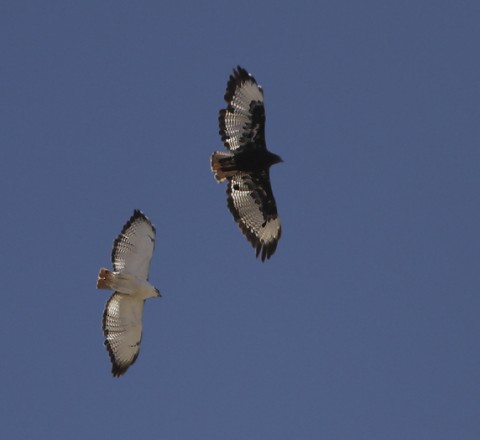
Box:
269;152;283;166
154;287;162;298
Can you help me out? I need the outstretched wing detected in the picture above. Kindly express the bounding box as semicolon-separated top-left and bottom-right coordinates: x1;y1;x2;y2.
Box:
112;210;156;280
219;66;266;152
103;293;145;377
227;171;281;261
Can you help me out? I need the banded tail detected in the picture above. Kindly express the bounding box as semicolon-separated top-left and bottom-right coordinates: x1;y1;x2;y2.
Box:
211;151;237;182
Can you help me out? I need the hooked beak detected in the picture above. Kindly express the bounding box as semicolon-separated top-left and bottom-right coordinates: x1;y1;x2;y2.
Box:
274;154;284;164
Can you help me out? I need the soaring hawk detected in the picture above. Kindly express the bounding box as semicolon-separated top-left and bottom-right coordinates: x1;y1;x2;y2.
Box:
211;66;282;261
96;210;161;377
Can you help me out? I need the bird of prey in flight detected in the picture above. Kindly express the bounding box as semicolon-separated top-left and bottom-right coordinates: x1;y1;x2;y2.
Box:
96;210;161;377
211;66;282;261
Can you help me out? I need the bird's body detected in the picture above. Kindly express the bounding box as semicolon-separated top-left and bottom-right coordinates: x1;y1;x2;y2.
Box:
211;66;282;261
213;148;282;178
97;268;158;298
96;210;160;377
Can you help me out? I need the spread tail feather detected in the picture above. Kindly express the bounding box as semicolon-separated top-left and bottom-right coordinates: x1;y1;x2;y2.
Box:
211;151;237;182
97;267;113;290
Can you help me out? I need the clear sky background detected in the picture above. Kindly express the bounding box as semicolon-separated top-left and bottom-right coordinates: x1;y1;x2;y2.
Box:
1;1;479;439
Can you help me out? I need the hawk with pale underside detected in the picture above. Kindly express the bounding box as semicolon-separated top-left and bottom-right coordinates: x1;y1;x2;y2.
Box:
96;210;161;377
211;66;283;261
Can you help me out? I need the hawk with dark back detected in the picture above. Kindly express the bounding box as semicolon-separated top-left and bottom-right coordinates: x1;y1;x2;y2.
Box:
211;66;283;261
96;210;161;377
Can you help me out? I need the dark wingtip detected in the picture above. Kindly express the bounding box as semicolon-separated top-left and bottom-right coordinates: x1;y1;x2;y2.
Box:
232;66;254;83
104;338;131;378
111;210;156;266
224;66;257;103
104;339;140;378
131;210;155;232
103;294;140;378
233;65;249;77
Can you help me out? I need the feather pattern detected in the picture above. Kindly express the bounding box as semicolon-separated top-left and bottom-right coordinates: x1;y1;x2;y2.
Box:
212;67;282;260
97;210;161;377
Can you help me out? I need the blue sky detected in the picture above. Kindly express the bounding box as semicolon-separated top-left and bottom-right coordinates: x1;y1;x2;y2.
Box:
1;1;479;438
